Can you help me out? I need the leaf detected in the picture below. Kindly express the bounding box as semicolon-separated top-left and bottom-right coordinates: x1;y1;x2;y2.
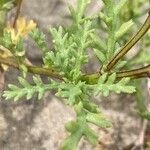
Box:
15;37;25;56
3;76;57;101
84;125;98;145
86;112;112;128
62;117;86;150
102;0;114;16
140;111;150;120
93;73;136;96
0;0;14;11
90;32;106;50
115;20;134;40
56;81;85;105
29;28;49;56
99;12;112;25
62;113;98;150
93;48;106;63
68;3;76;21
114;0;128;15
1;31;12;48
98;73;108;84
76;0;91;22
106;73;116;84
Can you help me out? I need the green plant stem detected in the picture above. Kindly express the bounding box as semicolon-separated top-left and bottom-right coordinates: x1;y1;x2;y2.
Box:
82;64;150;84
106;11;150;71
0;55;149;84
116;64;150;78
0;55;63;80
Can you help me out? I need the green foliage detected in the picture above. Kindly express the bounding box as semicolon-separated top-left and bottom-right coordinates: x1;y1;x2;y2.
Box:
94;0;135;70
0;0;14;11
92;73;136;96
0;0;14;35
140;111;150;120
62;104;98;150
62;102;112;150
1;31;25;57
3;76;57;100
29;28;49;56
1;0;149;150
30;20;94;81
1;31;12;47
56;81;85;105
86;112;112;128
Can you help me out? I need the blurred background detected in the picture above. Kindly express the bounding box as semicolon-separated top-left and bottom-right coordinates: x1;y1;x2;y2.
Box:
0;0;150;149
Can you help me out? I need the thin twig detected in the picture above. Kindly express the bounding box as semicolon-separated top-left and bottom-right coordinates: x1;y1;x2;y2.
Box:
81;64;150;84
116;64;150;78
0;55;63;80
13;0;23;28
0;67;5;90
106;11;150;71
0;54;149;84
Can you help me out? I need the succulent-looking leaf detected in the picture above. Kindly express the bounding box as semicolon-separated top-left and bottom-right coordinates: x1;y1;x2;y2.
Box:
94;48;106;63
3;76;57;101
56;81;85;105
115;20;134;40
114;0;128;15
94;73;136;96
86;112;112;128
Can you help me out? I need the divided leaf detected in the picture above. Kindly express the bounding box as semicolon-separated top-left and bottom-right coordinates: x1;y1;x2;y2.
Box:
115;20;134;40
3;76;57;101
93;73;136;96
56;81;85;105
86;112;112;128
30;28;49;56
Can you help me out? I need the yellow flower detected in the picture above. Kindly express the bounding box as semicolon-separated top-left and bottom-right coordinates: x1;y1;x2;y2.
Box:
1;17;36;71
16;17;37;37
6;17;36;44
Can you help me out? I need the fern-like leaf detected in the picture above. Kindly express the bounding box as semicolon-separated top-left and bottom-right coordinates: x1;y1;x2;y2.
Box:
3;76;57;101
90;73;136;97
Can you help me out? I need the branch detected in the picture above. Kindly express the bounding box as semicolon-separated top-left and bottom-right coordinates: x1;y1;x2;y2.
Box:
81;64;150;84
0;55;149;84
0;55;63;80
13;0;23;28
106;11;150;71
117;65;150;78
